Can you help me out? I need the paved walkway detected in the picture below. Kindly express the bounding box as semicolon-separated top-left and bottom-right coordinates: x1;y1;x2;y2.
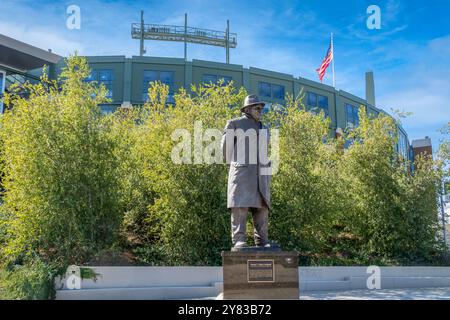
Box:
300;287;450;300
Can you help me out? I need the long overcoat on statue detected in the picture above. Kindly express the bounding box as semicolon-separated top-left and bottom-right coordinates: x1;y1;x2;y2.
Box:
221;113;271;209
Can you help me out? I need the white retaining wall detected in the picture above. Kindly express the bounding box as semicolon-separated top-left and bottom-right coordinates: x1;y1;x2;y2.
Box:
55;266;450;300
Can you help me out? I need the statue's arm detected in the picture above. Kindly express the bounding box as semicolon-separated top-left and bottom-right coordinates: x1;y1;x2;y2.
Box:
221;120;235;164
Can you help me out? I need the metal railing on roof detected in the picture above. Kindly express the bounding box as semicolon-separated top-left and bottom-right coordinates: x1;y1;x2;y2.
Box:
131;23;237;48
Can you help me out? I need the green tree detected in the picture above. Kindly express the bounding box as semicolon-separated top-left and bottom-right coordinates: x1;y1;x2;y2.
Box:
0;55;124;266
266;95;343;264
125;81;246;265
337;108;444;264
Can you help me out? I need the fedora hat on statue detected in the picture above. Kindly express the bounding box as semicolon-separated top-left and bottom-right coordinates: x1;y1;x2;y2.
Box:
241;94;265;111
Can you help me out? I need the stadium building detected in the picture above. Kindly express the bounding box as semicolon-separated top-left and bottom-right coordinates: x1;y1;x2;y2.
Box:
0;33;61;113
0;31;415;162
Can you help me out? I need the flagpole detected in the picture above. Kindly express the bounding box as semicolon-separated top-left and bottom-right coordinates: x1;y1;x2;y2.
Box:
331;32;335;88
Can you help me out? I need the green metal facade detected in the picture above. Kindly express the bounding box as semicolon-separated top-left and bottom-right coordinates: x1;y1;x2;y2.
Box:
53;55;410;156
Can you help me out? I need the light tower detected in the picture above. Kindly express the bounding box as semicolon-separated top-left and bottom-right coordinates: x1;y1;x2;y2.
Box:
131;11;237;63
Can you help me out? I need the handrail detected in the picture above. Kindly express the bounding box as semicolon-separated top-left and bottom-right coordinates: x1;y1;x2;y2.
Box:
131;23;237;45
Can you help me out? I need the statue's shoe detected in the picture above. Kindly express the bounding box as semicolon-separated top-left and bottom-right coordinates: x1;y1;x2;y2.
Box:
259;241;281;249
233;241;248;249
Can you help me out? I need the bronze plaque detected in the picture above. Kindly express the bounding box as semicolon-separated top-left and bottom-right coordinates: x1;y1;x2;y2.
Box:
247;259;274;282
222;251;299;299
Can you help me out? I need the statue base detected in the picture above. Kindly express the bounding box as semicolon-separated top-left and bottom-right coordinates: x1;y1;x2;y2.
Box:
231;244;281;252
221;250;299;300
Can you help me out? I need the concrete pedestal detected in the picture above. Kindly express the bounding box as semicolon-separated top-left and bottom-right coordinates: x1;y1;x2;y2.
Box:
222;250;299;299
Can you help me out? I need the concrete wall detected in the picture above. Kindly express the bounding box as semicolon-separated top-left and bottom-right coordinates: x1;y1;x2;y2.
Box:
56;266;450;300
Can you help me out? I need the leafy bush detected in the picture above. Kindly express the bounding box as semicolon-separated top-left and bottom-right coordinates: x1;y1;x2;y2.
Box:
117;82;246;265
0;257;55;300
266;96;341;258
0;55;124;266
336;108;444;264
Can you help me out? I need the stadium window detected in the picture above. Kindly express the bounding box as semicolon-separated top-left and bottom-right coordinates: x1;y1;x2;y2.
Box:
86;69;114;99
98;70;114;99
307;92;317;108
143;70;174;102
218;75;232;85
142;71;158;101
258;82;285;100
86;70;97;82
272;84;285;100
398;130;408;160
159;71;175;95
202;74;217;84
345;103;359;128
258;81;271;98
306;91;329;116
317;95;329;114
202;74;232;86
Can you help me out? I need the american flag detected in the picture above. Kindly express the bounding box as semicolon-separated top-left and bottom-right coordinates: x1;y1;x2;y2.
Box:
316;40;333;82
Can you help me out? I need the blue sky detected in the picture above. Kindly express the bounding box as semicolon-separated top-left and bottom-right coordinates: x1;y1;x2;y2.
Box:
0;0;449;152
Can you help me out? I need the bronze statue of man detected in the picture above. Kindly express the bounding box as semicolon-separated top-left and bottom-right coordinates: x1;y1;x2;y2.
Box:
221;94;273;250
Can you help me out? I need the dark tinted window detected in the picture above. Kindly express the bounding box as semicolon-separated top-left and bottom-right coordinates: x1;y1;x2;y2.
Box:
143;70;174;101
345;103;359;127
258;81;271;98
272;84;285;100
86;69;114;99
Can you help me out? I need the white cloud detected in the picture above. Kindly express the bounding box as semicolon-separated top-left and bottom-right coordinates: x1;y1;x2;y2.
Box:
374;34;450;147
429;34;450;56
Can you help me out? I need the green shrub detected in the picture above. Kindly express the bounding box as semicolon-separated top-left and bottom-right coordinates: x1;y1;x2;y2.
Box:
336;108;444;264
121;82;246;265
0;55;124;266
0;257;55;300
266;95;341;256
